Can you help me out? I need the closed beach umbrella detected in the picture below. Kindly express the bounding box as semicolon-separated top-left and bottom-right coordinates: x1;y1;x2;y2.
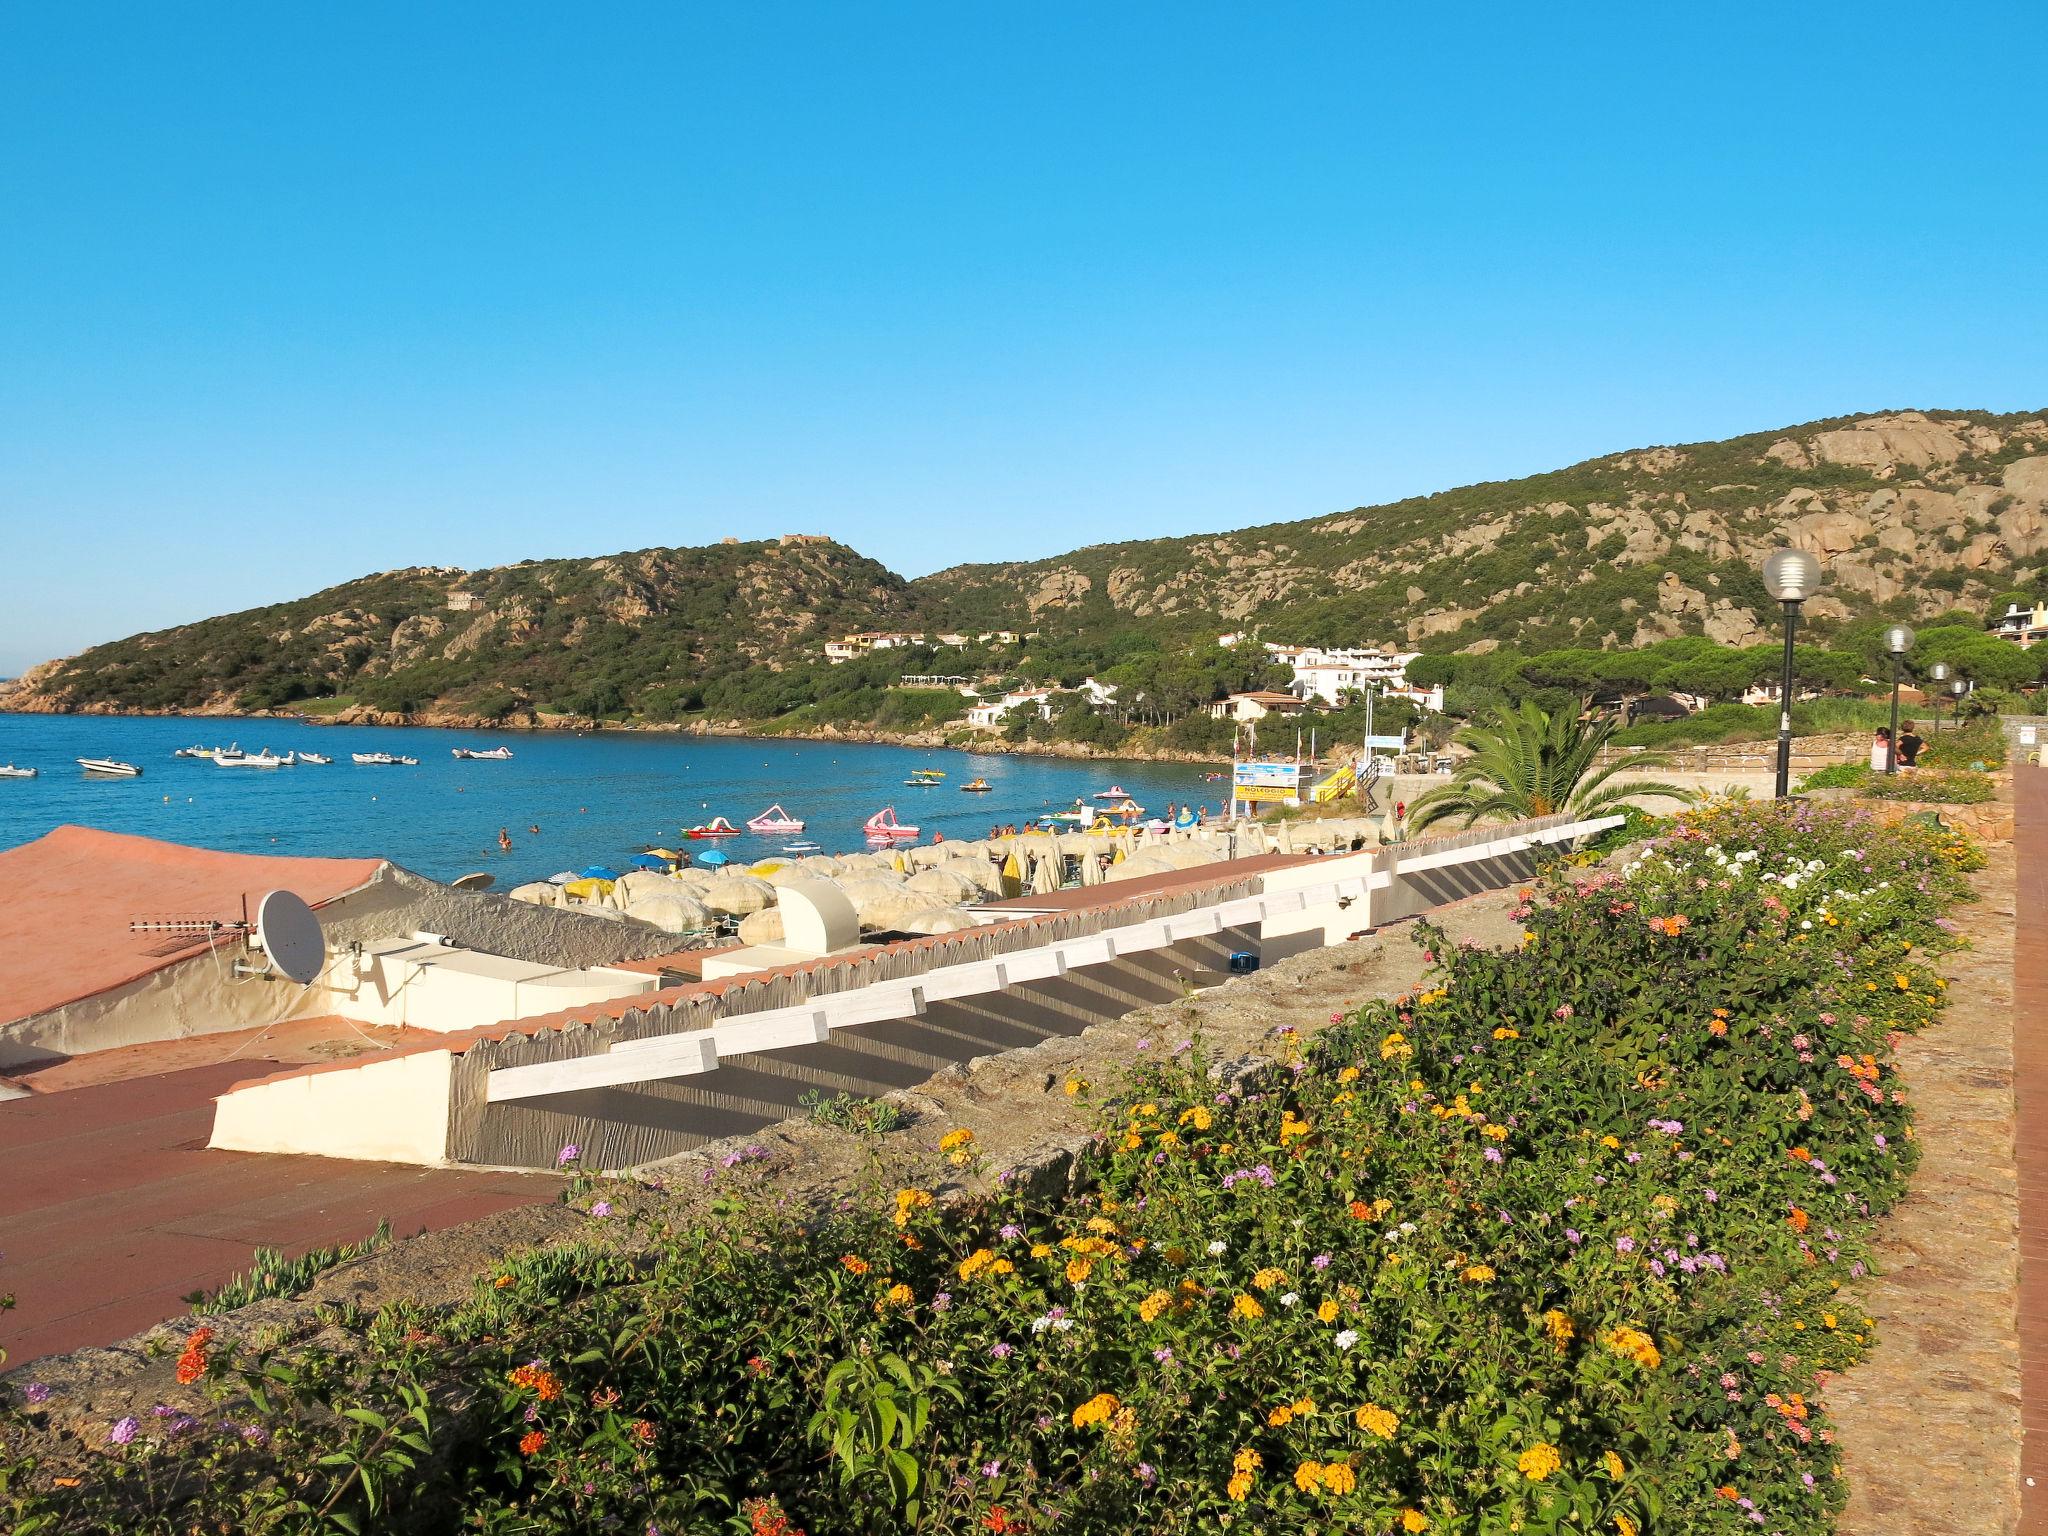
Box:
703;873;776;915
616;869;680;903
509;881;558;907
1030;848;1062;895
626;892;713;933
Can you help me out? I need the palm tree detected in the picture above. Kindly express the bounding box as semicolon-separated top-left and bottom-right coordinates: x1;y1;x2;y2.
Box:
1405;699;1696;833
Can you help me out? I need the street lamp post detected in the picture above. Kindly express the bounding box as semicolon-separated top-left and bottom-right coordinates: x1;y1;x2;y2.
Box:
1929;663;1950;731
1761;549;1825;798
1950;676;1968;728
1883;624;1915;774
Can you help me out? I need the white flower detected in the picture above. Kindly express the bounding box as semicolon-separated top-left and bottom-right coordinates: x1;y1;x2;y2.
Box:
1335;1329;1359;1351
1280;1292;1300;1308
1800;920;1812;930
1206;1240;1227;1256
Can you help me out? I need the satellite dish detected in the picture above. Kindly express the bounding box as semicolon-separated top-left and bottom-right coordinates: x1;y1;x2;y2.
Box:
254;889;326;985
451;871;495;891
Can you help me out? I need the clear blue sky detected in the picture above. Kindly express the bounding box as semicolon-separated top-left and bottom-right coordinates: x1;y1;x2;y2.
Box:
3;2;2043;677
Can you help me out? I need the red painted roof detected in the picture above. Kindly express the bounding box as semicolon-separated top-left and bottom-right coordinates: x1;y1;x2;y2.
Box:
0;826;386;1028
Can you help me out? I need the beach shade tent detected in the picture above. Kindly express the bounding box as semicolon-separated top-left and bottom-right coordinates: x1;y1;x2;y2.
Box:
905;866;984;903
694;848;731;867
625;891;713;934
857;889;948;932
736;907;785;944
579;865;622;881
508;881;560;907
900;906;982;935
629;853;671;870
615;869;684;903
794;855;847;877
1106;852;1178;883
701;873;777;915
547;871;578;885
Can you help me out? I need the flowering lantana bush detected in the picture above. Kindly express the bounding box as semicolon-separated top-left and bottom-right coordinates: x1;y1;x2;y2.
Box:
2;800;1980;1535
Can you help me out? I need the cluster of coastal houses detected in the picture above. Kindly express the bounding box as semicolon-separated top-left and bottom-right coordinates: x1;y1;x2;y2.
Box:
821;628;1447;731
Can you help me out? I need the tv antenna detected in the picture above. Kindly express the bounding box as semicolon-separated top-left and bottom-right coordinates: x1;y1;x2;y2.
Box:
127;889;327;984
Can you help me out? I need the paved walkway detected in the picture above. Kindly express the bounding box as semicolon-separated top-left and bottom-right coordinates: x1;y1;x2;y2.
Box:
2019;769;2048;1533
0;1053;552;1366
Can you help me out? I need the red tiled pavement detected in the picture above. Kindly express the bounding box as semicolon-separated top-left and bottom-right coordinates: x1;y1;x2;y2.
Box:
2016;767;2048;1532
0;1059;553;1365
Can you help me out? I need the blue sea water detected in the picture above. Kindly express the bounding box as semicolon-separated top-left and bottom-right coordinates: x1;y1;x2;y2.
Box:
0;714;1224;886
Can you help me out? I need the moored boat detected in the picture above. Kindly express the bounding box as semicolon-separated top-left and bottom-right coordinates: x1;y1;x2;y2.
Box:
0;763;37;779
77;758;142;777
172;745;216;759
297;752;332;765
781;839;824;855
685;817;742;838
1092;784;1132;801
863;806;920;839
352;752;418;766
452;746;514;760
960;778;992;792
746;804;807;834
216;749;291;768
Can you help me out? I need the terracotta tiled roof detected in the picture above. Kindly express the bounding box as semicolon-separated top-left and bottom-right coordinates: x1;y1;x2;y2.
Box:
0;827;386;1028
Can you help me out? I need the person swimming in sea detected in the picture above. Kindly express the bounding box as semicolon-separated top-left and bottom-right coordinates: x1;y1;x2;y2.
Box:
498;827;513;852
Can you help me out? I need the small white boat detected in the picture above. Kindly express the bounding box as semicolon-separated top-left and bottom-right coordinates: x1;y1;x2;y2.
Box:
352;752;418;766
0;763;36;779
172;745;215;759
452;746;514;760
747;803;806;834
216;749;290;768
1092;784;1133;802
781;840;823;855
78;758;142;777
297;752;332;765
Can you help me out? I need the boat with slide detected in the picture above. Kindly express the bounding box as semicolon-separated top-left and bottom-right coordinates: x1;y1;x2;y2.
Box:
352;752;419;766
746;804;807;834
864;806;920;840
685;816;742;839
452;746;514;760
960;778;992;792
77;758;142;777
1092;784;1133;801
216;749;294;768
0;763;36;779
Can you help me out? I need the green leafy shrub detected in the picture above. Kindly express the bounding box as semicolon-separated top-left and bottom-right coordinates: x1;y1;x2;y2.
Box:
3;803;1981;1534
1859;770;1995;804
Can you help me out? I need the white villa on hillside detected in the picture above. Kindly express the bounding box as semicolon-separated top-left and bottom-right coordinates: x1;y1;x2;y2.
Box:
1267;644;1444;712
1209;690;1308;723
1993;601;2048;648
967;688;1058;728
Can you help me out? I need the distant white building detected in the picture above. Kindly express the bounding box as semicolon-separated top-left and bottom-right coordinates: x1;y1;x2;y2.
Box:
1209;690;1308;723
1266;645;1442;712
966;688;1057;728
1993;601;2048;648
823;631;928;663
1077;676;1119;709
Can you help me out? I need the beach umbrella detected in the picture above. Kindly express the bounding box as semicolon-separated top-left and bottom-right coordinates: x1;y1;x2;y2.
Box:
857;890;948;932
1107;852;1176;883
626;892;713;934
702;873;776;915
736;908;785;944
508;881;559;907
695;848;731;867
794;855;846;876
645;847;681;861
900;907;982;935
563;877;615;902
630;853;671;870
906;866;983;903
579;864;621;881
547;870;577;885
1030;847;1062;895
749;860;786;877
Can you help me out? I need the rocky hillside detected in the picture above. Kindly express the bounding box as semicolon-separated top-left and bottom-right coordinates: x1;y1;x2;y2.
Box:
915;409;2048;653
7;410;2046;724
2;538;919;721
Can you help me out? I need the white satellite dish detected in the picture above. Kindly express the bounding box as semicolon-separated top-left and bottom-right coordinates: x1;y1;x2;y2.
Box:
254;889;326;985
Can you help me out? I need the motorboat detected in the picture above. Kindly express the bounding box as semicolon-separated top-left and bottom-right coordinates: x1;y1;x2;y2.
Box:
216;749;292;768
781;840;824;855
0;763;36;779
685;817;742;839
746;804;807;834
1046;801;1092;825
1092;784;1133;801
298;752;332;765
352;752;418;766
172;745;216;759
452;746;514;760
78;758;142;777
863;806;920;839
960;778;992;792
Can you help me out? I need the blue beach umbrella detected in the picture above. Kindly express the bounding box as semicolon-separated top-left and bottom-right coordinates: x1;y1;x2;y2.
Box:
695;848;730;867
579;864;621;880
630;853;670;870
